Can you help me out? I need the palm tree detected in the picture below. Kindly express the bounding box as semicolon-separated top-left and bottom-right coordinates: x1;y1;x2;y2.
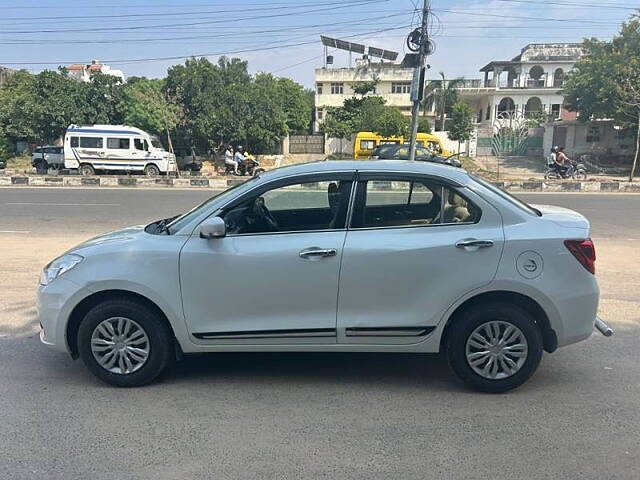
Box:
422;72;466;131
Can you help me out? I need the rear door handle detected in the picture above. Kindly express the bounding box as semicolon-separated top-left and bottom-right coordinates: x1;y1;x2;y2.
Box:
455;239;494;249
299;247;337;259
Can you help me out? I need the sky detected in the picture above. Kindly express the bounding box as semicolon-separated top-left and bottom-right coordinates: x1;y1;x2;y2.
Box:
0;0;636;87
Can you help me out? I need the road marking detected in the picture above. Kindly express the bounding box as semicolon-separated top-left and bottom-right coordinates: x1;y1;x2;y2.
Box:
6;202;120;206
0;230;31;234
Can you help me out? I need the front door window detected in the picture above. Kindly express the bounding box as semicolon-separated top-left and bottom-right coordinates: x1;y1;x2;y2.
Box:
221;179;352;235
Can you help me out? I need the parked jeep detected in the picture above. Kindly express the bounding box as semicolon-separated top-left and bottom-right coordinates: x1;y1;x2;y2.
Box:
32;146;64;173
175;147;204;172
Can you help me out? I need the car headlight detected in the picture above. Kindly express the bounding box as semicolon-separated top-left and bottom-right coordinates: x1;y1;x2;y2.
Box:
39;253;84;286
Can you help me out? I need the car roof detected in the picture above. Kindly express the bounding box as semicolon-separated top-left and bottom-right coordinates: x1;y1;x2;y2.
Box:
259;160;470;185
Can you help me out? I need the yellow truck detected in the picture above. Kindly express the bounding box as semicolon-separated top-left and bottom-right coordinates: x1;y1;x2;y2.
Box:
354;131;451;160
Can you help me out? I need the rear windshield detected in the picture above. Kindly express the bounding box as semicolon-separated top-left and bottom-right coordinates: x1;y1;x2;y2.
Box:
470;175;541;216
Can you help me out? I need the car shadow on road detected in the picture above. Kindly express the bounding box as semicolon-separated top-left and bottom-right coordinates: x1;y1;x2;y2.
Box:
168;351;463;392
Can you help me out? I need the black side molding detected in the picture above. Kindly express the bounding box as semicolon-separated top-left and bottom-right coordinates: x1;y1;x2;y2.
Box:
345;326;436;337
193;328;336;340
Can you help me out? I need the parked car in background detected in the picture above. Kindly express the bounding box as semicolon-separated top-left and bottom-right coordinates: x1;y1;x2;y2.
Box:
32;146;64;173
371;143;463;167
64;124;177;176
37;160;612;392
175;146;204;172
0;158;6;170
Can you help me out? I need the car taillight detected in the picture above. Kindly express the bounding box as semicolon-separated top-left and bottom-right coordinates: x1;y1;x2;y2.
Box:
564;239;596;274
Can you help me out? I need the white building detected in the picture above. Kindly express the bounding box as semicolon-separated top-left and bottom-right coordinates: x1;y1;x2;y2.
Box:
314;57;416;133
65;60;125;83
458;43;634;160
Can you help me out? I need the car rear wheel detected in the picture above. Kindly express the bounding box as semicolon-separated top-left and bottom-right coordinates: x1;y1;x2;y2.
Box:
447;302;543;393
79;164;95;176
77;299;174;387
35;160;48;174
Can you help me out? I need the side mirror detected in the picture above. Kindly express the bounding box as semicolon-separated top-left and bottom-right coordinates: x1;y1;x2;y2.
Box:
199;216;226;239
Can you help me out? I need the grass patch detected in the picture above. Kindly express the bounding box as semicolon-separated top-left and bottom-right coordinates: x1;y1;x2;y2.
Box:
6;155;32;170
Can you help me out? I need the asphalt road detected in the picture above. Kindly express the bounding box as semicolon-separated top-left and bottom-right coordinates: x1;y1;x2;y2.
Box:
1;187;639;479
1;187;639;238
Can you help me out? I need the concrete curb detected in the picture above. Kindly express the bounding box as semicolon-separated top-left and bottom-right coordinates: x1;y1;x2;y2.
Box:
0;175;250;189
0;175;639;192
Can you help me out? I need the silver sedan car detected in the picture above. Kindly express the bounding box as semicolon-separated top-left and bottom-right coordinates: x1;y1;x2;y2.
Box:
37;161;612;392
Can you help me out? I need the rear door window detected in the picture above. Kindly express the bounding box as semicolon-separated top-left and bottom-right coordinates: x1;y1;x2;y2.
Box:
107;138;130;149
79;137;103;149
351;178;480;228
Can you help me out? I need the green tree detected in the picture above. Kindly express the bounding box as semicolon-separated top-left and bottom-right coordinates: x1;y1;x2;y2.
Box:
165;57;308;153
372;108;409;138
564;16;640;181
0;69;87;146
423;72;465;131
448;101;475;153
121;78;181;149
322;95;407;140
0;133;13;162
418;117;432;133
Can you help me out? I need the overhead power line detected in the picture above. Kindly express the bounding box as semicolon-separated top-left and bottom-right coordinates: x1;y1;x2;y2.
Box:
0;11;412;45
0;0;385;34
0;23;411;66
493;0;639;10
0;0;388;22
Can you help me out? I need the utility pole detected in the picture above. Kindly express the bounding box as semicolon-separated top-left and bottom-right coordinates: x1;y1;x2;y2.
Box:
408;0;432;161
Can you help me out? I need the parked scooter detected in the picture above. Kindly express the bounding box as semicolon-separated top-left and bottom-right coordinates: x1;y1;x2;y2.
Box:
544;158;587;180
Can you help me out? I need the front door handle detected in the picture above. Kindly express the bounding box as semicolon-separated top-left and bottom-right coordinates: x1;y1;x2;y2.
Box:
455;239;494;249
299;247;337;259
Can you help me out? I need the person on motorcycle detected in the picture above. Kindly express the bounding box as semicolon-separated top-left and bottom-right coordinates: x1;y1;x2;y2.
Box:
224;145;238;175
556;147;571;177
234;145;249;175
547;147;558;169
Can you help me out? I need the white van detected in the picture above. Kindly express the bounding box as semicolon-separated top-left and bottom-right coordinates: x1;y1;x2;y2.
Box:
64;125;177;176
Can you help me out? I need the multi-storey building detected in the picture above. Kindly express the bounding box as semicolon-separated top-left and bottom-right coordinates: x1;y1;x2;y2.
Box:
64;60;125;83
314;58;416;133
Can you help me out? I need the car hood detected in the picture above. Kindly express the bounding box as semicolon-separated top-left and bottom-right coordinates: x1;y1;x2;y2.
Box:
66;225;147;255
532;204;590;231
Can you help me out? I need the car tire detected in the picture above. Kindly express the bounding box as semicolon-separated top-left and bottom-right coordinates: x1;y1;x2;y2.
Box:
144;164;160;176
446;302;543;393
36;160;48;174
77;298;174;387
79;164;95;176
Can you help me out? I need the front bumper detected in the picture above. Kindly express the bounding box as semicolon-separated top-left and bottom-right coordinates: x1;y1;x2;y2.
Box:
37;276;91;354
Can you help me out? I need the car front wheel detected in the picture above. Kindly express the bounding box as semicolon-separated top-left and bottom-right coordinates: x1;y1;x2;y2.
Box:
447;302;543;393
77;298;174;387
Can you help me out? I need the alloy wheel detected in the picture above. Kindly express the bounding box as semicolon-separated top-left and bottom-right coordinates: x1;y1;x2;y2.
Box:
90;317;150;375
465;321;528;380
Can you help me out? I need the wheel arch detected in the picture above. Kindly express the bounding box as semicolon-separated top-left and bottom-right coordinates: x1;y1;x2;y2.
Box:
439;290;558;354
66;289;179;359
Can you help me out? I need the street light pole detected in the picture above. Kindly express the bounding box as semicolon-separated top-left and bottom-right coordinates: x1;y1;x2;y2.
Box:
408;0;431;162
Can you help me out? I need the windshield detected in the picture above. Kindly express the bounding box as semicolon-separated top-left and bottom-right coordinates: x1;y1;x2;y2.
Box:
470;174;542;216
150;139;164;149
166;176;260;233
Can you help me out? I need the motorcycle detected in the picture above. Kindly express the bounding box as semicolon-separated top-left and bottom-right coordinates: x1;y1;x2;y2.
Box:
544;159;587;181
224;153;265;177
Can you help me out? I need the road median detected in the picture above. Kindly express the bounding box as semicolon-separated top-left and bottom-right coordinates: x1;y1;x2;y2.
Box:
0;174;639;192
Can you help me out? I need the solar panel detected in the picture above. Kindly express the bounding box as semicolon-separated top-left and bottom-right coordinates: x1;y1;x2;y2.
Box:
320;36;367;55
